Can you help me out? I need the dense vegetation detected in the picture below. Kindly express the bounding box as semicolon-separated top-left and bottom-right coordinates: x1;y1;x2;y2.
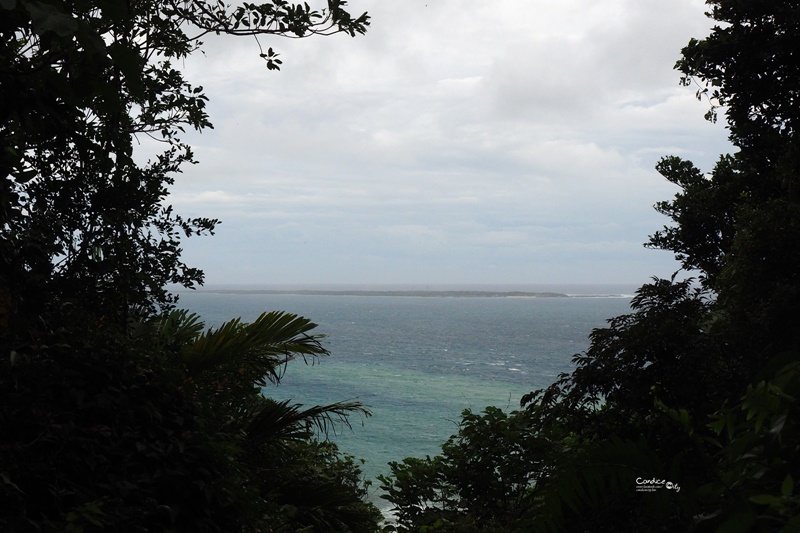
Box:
380;2;800;531
1;0;382;531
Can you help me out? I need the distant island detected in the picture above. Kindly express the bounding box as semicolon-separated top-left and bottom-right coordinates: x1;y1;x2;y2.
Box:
190;289;570;298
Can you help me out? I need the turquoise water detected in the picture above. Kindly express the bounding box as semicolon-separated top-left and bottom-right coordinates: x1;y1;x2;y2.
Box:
176;288;633;502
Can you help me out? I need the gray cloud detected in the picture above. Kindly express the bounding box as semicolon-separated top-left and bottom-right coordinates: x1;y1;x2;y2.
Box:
163;0;732;286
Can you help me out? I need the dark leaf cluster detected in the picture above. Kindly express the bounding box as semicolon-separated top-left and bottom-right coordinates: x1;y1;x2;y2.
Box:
0;345;240;532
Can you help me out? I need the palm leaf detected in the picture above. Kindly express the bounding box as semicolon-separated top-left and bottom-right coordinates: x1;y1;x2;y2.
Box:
157;309;206;347
246;398;371;445
128;308;206;353
182;311;329;385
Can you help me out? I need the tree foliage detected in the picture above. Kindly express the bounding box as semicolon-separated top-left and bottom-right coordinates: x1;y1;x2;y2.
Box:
0;345;240;532
1;0;378;530
148;310;381;532
380;407;547;532
0;0;368;340
1;310;382;532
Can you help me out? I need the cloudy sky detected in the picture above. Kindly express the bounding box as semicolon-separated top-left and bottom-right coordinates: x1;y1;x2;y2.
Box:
160;0;732;287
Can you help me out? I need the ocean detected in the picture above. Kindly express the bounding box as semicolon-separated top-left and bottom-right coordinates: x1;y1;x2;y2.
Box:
176;285;635;504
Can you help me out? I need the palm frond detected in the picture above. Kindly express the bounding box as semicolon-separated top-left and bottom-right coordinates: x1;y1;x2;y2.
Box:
129;308;205;350
182;311;329;384
158;309;206;346
247;398;371;445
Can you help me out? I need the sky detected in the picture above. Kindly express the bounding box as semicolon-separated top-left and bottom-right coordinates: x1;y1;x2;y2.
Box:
156;0;733;287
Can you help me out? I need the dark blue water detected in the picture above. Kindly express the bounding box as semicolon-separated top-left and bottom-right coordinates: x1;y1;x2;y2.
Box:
176;289;632;503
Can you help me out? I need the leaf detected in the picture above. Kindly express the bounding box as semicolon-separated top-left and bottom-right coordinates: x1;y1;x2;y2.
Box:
769;414;787;435
182;311;328;380
24;0;78;36
98;0;128;22
0;471;24;494
781;474;794;498
748;494;781;506
14;168;38;183
247;398;370;444
108;42;146;98
716;509;755;533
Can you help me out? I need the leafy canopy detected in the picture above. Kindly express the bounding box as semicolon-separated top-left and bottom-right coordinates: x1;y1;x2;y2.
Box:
0;0;369;340
1;1;379;531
